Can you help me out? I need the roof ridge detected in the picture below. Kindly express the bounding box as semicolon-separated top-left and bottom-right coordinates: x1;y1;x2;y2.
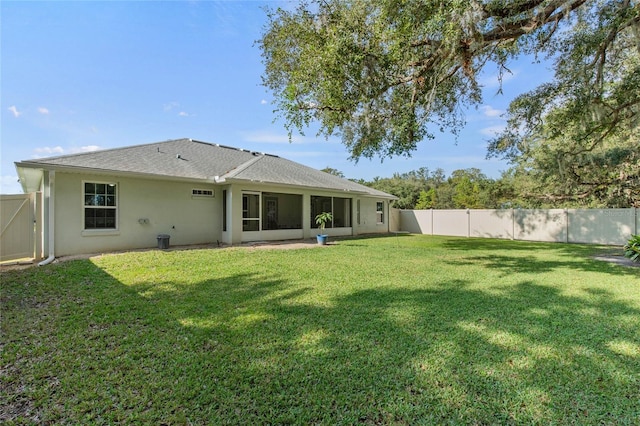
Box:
220;153;264;180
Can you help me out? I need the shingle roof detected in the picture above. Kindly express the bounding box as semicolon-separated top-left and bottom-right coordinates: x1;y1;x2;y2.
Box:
16;138;395;198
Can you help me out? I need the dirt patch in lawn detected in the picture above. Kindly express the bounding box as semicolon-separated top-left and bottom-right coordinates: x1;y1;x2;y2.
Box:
592;254;640;268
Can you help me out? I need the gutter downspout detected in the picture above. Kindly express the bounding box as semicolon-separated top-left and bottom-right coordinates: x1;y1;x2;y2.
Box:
38;170;55;266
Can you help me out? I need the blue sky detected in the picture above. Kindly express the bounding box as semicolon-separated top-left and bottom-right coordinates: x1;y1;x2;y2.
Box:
1;1;552;195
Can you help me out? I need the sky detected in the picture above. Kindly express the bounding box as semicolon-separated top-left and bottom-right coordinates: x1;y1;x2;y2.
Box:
1;1;554;195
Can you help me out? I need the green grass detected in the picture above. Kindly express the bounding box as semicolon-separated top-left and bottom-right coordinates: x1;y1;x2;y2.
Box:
2;235;639;425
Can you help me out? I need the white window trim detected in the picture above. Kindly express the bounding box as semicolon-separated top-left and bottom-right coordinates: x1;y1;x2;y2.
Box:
242;191;261;232
81;229;121;237
376;201;385;225
82;180;119;232
192;188;214;198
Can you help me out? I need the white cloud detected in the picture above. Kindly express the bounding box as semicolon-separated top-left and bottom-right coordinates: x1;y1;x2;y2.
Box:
164;102;192;117
70;145;101;153
260;99;268;105
480;105;503;118
163;101;180;111
8;105;21;117
34;146;64;156
38;107;50;115
479;124;506;137
32;145;102;158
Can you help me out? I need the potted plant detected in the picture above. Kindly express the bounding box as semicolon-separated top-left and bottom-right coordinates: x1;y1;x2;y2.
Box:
315;212;333;245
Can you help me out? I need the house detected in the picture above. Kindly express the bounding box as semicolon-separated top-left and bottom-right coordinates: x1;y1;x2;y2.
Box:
15;138;397;259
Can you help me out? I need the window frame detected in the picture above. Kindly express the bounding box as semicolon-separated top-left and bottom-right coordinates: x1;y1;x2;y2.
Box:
192;188;214;198
310;195;352;229
83;180;118;231
242;191;261;232
376;201;385;224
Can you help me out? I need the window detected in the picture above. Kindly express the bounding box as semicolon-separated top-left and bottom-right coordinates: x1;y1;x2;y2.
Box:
84;182;117;229
262;193;302;230
242;193;260;231
332;197;351;228
311;196;333;229
310;196;351;228
376;202;384;224
192;189;214;197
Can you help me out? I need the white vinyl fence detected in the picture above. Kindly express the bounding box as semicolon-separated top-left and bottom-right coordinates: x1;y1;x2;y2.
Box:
1;192;42;262
398;208;639;246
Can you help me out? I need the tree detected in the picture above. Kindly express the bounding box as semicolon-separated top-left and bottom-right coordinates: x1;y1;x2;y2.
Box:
415;188;437;209
364;167;443;209
360;167;504;209
496;126;640;207
321;167;345;178
486;1;640;207
259;0;637;162
449;168;495;209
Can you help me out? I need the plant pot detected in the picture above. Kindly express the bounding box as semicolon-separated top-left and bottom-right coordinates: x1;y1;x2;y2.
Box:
317;234;328;245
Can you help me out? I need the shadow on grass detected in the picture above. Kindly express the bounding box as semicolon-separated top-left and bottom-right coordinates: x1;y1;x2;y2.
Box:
2;256;639;424
441;238;640;277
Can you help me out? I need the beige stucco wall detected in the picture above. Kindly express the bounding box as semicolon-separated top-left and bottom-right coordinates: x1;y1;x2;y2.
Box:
222;182;391;244
49;173;393;255
54;172;220;256
355;197;391;235
389;208;401;232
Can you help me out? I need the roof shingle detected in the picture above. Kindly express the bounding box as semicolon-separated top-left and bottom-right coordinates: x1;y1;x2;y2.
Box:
17;138;394;198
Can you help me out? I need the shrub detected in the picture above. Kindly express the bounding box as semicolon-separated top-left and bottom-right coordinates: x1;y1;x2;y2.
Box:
623;234;640;263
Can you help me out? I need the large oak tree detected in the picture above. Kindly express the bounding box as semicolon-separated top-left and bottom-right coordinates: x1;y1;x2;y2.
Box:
259;0;639;206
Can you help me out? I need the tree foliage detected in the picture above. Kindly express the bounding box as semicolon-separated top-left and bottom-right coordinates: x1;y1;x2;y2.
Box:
259;0;628;159
321;167;346;178
362;167;507;209
260;0;639;207
488;1;640;207
363;168;443;209
498;126;640;207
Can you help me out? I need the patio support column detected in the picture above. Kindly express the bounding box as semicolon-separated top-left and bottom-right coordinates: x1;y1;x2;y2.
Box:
228;185;243;245
351;197;359;236
302;193;311;239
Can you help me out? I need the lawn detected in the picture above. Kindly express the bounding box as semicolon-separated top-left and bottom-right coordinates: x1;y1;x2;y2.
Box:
2;235;639;424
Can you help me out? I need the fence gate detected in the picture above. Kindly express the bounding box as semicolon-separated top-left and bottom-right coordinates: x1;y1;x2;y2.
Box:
1;193;41;262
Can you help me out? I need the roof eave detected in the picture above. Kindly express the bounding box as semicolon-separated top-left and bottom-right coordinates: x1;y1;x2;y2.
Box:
222;177;396;198
14;163;43;193
14;161;218;185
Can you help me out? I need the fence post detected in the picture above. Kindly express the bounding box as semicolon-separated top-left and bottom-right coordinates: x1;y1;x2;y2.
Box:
511;208;515;240
431;209;434;235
